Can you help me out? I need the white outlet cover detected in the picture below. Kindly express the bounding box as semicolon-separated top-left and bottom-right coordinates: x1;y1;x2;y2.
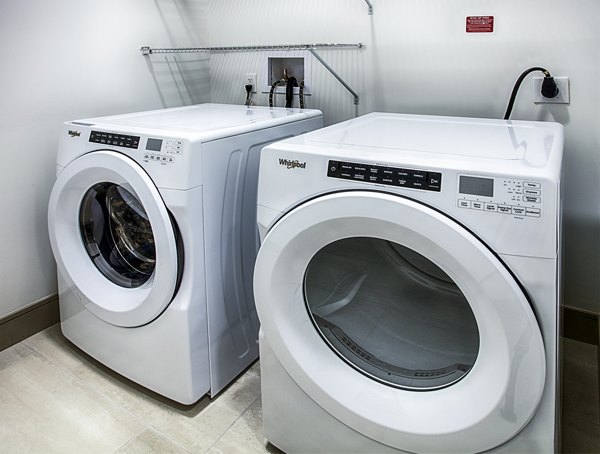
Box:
532;76;569;104
245;73;257;93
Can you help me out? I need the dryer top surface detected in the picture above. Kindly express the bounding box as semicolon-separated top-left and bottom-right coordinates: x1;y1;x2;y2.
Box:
277;112;563;173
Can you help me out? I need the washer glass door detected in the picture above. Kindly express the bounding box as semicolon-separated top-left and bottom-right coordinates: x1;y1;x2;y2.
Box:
305;237;479;390
48;150;180;327
80;182;156;288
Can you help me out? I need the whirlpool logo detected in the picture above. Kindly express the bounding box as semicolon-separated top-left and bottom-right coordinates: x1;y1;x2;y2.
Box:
279;158;306;170
67;130;81;138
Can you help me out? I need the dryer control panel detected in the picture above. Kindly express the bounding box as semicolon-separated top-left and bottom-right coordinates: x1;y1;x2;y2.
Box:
457;175;543;218
327;160;442;192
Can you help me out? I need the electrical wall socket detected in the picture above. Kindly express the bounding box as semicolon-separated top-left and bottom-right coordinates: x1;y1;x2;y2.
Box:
245;73;257;93
533;77;570;104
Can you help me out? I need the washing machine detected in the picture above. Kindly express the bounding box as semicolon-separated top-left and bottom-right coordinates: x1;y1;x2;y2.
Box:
48;103;322;404
253;112;563;453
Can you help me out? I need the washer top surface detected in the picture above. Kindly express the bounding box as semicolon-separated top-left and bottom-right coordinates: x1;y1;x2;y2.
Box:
75;103;322;142
275;112;563;173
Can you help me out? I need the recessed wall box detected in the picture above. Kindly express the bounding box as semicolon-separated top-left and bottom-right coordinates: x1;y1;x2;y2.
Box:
262;51;311;97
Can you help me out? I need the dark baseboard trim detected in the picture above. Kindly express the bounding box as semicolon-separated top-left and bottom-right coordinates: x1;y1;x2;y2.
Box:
562;305;599;346
0;298;596;350
0;295;60;352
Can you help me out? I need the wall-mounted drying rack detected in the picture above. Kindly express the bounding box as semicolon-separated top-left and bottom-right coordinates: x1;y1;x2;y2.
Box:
141;43;364;117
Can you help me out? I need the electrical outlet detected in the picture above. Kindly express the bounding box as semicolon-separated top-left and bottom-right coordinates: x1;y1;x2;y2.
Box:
533;77;570;104
245;73;257;93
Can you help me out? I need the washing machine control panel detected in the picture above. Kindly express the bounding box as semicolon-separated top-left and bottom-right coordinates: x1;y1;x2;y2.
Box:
142;138;183;165
456;175;543;218
327;160;442;192
89;131;140;149
89;131;185;166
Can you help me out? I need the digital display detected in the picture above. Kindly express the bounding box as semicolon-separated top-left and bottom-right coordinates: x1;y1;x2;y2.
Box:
459;176;494;197
146;138;163;152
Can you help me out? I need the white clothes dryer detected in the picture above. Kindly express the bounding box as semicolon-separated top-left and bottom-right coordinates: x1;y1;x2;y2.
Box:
253;113;562;453
48;103;322;404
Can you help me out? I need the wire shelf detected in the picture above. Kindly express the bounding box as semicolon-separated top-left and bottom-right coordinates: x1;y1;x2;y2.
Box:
140;43;363;55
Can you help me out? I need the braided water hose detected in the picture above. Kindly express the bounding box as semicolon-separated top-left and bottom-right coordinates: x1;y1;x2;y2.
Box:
299;80;305;109
269;79;286;107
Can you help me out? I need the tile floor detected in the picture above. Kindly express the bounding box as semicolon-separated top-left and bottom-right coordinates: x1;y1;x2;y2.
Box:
0;325;598;453
0;324;277;454
561;337;600;453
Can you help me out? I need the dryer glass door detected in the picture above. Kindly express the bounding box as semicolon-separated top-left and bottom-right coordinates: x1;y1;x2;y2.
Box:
304;237;479;390
254;191;547;453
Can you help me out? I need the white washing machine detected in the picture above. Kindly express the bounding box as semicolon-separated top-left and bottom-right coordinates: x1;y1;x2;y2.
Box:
48;103;322;404
253;113;563;453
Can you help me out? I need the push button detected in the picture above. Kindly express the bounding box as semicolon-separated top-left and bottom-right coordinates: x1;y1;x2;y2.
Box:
485;203;497;212
328;161;340;175
458;200;471;209
498;205;512;214
471;201;484;210
427;173;441;185
524;181;541;189
525;208;541;218
523;189;541;196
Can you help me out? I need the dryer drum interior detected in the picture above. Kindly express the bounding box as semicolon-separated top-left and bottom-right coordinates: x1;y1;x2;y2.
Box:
304;237;480;390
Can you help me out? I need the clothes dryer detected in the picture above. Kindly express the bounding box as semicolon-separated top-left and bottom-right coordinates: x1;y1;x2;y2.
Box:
254;113;562;452
48;103;322;404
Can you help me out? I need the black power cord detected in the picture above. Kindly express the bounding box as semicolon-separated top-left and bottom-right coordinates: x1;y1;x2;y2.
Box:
244;84;252;107
504;67;559;120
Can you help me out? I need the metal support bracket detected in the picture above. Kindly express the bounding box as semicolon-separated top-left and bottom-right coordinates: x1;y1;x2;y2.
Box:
308;48;360;117
364;0;373;15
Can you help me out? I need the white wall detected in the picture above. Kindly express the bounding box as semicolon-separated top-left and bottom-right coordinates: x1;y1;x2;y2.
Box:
1;0;598;319
207;0;600;313
0;0;209;319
